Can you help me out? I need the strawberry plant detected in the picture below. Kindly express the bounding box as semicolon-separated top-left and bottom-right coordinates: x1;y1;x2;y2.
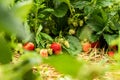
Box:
1;0;120;80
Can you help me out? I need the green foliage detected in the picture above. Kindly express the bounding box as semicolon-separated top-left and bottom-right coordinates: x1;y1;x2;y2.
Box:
0;0;14;8
76;26;93;41
64;36;82;55
43;54;106;80
0;5;27;39
0;0;33;64
0;0;42;80
12;0;33;21
104;34;118;45
52;0;72;17
43;54;84;78
52;3;68;17
0;52;41;80
0;34;12;64
36;31;53;48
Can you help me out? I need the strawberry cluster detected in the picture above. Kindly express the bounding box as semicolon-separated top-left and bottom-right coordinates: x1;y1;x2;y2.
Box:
39;42;62;58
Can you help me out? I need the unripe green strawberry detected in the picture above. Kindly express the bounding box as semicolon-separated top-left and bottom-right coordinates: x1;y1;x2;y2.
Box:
69;29;75;35
58;38;64;43
68;18;74;25
35;48;41;53
50;42;62;55
72;21;78;27
46;44;51;49
47;48;53;55
64;40;70;48
84;16;88;21
79;20;84;26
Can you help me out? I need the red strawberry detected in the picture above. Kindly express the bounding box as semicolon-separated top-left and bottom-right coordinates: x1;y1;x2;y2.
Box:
108;51;114;57
82;42;91;52
23;42;35;51
91;41;100;48
50;42;62;55
40;49;48;57
110;45;118;50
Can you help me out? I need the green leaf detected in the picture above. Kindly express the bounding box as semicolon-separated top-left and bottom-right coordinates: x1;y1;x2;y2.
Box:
100;8;108;22
104;25;114;34
73;1;90;9
52;3;68;17
0;35;12;64
41;8;54;12
0;0;14;8
53;0;71;14
12;0;33;21
0;52;41;80
65;36;82;55
0;5;29;39
84;5;94;15
109;20;118;31
103;34;118;45
87;9;106;32
40;32;53;42
19;52;42;65
76;26;93;41
43;54;84;78
110;37;120;46
36;24;43;35
23;69;37;80
97;0;113;7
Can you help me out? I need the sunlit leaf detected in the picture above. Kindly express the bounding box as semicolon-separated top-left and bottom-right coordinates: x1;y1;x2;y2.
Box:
12;0;33;21
73;1;90;9
0;5;29;39
0;34;12;64
0;0;14;8
97;0;113;7
19;52;42;65
43;54;84;78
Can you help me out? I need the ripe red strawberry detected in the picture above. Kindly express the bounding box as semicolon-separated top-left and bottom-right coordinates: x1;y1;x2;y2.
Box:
110;45;118;50
50;42;62;55
40;49;48;57
108;51;114;57
82;42;91;52
23;42;35;51
91;41;100;48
